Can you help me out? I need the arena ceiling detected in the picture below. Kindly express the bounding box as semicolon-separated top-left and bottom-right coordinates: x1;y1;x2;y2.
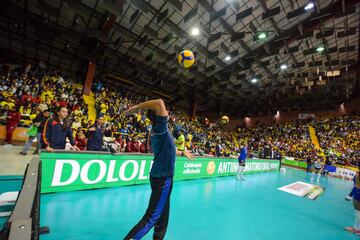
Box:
0;0;359;117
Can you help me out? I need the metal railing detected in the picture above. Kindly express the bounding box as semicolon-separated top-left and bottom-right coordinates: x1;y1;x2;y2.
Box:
2;157;41;240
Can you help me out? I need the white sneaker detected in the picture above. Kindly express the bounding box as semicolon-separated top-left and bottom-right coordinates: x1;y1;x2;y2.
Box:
345;196;353;201
3;144;13;148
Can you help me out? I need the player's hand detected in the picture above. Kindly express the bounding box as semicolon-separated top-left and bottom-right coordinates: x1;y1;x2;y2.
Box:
46;146;54;152
121;105;138;117
89;127;96;131
345;196;352;201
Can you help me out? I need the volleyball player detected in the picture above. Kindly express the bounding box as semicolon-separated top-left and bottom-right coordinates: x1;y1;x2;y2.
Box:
237;142;247;180
345;171;360;234
121;99;192;240
311;158;323;182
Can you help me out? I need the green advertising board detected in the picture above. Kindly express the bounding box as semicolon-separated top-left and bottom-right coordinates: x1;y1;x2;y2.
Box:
282;159;307;169
40;152;280;193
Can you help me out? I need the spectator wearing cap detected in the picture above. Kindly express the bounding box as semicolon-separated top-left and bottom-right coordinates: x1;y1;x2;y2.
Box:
20;109;50;155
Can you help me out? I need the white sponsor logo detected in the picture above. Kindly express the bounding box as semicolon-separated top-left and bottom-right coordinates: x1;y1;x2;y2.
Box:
51;159;152;187
183;162;202;175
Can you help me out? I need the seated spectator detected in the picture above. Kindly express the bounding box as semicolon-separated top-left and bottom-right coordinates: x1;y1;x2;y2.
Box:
21;91;33;105
71;117;82;131
126;137;140;152
0;104;10;119
114;134;125;152
75;130;87;151
1;97;15;110
19;103;32;116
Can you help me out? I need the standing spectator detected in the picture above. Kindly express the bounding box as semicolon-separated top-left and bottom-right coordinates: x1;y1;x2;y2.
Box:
306;156;313;172
86;120;93;129
5;106;21;147
86;116;105;151
175;130;185;152
20;109;50;155
215;141;222;157
42;107;79;152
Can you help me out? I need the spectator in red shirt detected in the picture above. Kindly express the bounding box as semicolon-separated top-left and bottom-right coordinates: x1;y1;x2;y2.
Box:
139;141;146;153
114;135;124;151
5;106;22;146
58;97;68;107
75;130;87;151
126;137;140;152
21;91;33;105
32;96;41;104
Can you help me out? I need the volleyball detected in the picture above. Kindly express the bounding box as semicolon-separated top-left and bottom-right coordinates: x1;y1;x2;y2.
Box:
178;50;195;68
221;115;229;124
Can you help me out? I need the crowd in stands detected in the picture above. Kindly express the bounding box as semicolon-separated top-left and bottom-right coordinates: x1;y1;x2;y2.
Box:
0;64;88;149
234;120;320;161
0;64;358;168
91;83;358;168
91;83;235;155
314;116;360;167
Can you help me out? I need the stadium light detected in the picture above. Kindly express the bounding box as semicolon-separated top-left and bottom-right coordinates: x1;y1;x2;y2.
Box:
316;46;325;53
253;32;268;41
191;27;200;36
224;56;231;61
304;2;314;10
280;64;287;70
251;78;258;83
258;32;267;39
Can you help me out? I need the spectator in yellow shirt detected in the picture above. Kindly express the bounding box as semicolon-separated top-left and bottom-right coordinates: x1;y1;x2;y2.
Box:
186;132;193;149
0;97;15;110
100;102;108;114
20;104;32;115
175;130;185;151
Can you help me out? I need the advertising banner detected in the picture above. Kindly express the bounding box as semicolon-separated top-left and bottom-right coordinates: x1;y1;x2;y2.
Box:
298;113;315;119
335;167;356;180
40;153;280;193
